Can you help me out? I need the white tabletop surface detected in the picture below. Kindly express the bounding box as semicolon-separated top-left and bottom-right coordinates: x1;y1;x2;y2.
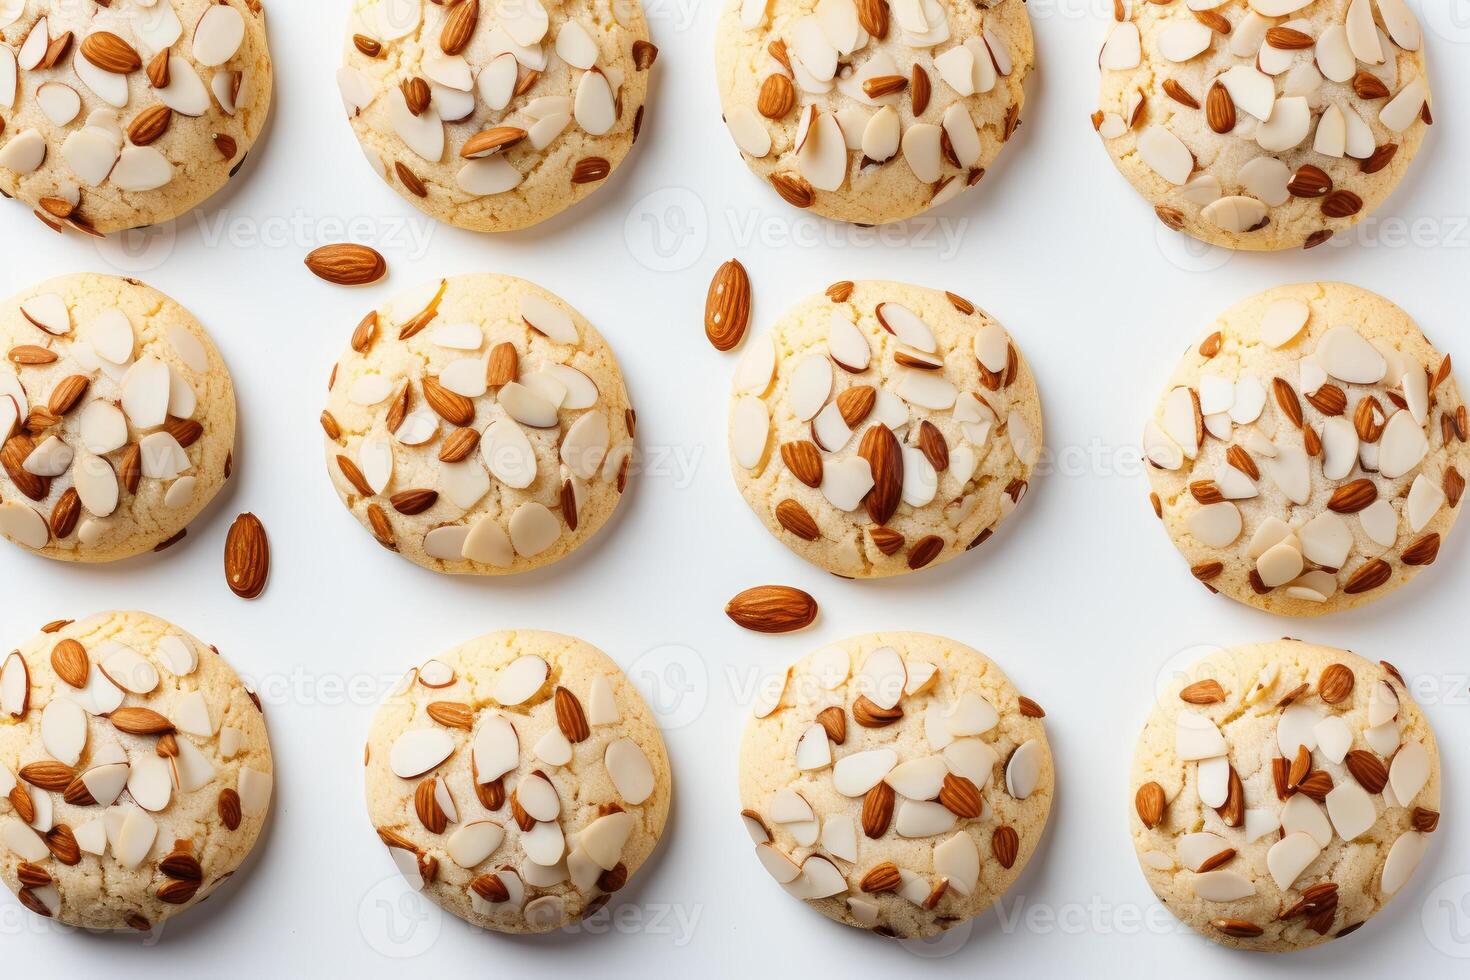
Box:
4;0;1470;976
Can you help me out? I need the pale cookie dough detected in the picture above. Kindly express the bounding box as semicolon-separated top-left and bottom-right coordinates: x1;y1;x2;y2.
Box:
364;630;672;934
1143;282;1466;616
0;0;273;235
729;280;1041;578
1096;0;1431;250
322;273;634;575
1131;640;1440;951
0;610;273;931
739;632;1052;939
337;0;655;233
715;0;1033;224
0;273;237;562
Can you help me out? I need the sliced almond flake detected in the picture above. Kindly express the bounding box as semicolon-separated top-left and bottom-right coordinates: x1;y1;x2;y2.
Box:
462;515;513;566
40;698;87;766
1004;738;1043;799
1193;869;1255;902
900;123;943;183
1099;21;1141;69
1175;709;1227;760
448;820;504;868
734;334;777;394
811;401;853;452
795;723;832;771
1378;410;1428;479
1266;832;1320;890
1178;831;1231;872
424;525;471;560
1277;702;1324;756
458;156;522;195
605;737;655;804
788;355;833;422
573;69;616;136
359;437;393;494
1324;782;1376;841
439;459;490;511
533;728;572;767
1389;741;1430;807
391;728;455;778
156;635;198;676
756;842;800;883
494;655;548;706
587;674;620;725
934;831;979;895
731;396;770;469
482;417;537;489
832;748;897;797
127;756;173;811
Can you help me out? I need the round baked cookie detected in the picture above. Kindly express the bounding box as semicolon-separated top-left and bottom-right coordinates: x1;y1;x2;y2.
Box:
365;631;672;934
337;0;655;233
0;610;274;931
738;632;1052;939
322;274;633;574
715;0;1033;224
1095;0;1432;250
1143;282;1466;616
0;0;273;235
0;273;237;562
729;280;1041;578
1131;640;1440;951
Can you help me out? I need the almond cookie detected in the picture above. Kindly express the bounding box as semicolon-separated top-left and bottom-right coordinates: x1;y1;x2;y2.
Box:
1096;0;1431;251
322;274;633;574
0;273;237;562
1131;640;1439;950
0;1;272;235
715;0;1033;224
729;280;1041;578
739;632;1053;939
364;630;672;934
337;0;655;233
1143;282;1465;615
0;610;273;931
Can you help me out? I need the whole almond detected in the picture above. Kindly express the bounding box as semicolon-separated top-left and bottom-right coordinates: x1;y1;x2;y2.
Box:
438;427;480;463
224;513;269;599
1322;189;1363;218
1327;479;1377;513
862;781;895;837
164;416;203;448
815;705;847;744
390;489;438;515
1135;781;1166;828
1352;71;1390;99
81;31;141;73
555;686;591;743
470;874;510;903
49;488;79;539
724;585;817;633
354;34;382;58
858;423;902;525
836;385;876;427
1296;770;1333;801
1287;164;1332;198
910;64;930;115
869;525;904;555
20;761;75;791
218;788;243;830
47;375;89;415
916;420;949;471
50;639;89;689
440;0;479;54
486;342;518;386
1206;81;1235;134
1179;679;1225;704
632;39;658;69
3;434;50;501
1344;749;1388;792
1305;383;1347;416
159;848;203;882
991;826;1020;869
401;76;431;115
17;862;51;887
1162;78;1199;108
118;443;141;493
146;48;170;87
156;879;199;905
1225;444;1259;479
862;74;907;99
415;778;448;834
427;701;474;730
1361;143;1398;175
110;706;175;735
1272;377;1303;427
1211;918;1263;939
780;441;823;487
827;281;854;302
1401;532;1440;566
9;785;34;824
305;244;387;286
705;259;751;352
774;498;820;541
422;377;474;426
1355;395;1385;441
1317;663;1355;704
860;861;901;893
770;172;814;208
852;694;903;727
1287;744;1311;790
598;862;629;892
44;825;79;866
367;504;396;549
461;126;527;158
906;535;944;570
1216;765;1244;827
127;105;172;146
9;345;58;366
1412;807;1440;832
857;0;889;39
938;773;983;818
757;73;795;118
1265;26;1313;48
571;157;610;184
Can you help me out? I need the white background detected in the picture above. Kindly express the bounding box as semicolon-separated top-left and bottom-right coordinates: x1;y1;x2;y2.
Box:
4;0;1470;975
